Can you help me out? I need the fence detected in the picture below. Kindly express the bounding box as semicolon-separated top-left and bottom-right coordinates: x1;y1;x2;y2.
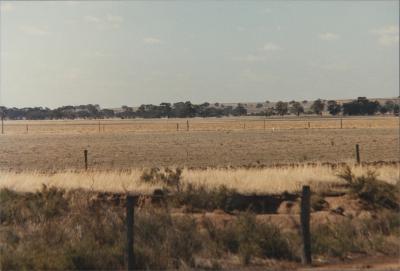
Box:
124;185;313;270
0;116;397;135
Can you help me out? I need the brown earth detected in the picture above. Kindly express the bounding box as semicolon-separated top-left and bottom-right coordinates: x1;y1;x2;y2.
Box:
0;127;398;171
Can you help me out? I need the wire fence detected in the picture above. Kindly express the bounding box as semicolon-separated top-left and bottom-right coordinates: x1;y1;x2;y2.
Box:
0;116;397;135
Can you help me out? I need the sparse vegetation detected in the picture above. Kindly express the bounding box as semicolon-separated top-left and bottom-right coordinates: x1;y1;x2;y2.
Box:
337;166;399;210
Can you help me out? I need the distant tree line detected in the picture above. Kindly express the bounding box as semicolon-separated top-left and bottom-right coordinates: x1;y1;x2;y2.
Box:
0;97;397;120
0;102;247;120
251;97;399;117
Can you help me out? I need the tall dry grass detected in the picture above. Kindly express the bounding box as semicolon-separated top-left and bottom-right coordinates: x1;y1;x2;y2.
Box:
0;164;398;194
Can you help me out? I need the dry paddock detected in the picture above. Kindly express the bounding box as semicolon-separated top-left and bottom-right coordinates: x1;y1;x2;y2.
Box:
0;116;398;171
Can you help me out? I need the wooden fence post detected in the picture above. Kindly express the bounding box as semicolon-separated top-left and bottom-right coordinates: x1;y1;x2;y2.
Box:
340;118;343;129
98;121;101;133
126;195;135;270
301;185;312;265
1;115;4;134
308;122;310;129
84;149;88;170
176;123;179;131
355;144;360;164
187;120;189;131
263;119;266;130
26;124;29;134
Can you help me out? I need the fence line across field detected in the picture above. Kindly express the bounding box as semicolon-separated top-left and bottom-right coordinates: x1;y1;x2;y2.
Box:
0;117;396;135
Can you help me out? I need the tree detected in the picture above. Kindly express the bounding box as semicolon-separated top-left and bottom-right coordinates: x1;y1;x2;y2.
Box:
232;104;247;116
327;100;341;116
275;101;288;116
342;97;380;116
311;99;325;115
289;102;304;116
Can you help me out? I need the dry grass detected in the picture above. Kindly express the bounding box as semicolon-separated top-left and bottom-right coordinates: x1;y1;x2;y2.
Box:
0;127;398;171
2;116;397;134
1;164;398;195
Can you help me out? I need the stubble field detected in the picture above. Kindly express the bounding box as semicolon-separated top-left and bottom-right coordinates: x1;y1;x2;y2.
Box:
0;116;398;172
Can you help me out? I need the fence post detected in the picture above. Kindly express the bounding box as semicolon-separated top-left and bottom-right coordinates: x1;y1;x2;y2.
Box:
187;120;189;131
126;195;135;270
308;122;310;129
340;118;343;129
84;149;88;170
301;185;312;265
355;144;360;164
263;119;266;130
98;121;101;133
1;114;4;134
26;124;29;134
176;123;179;131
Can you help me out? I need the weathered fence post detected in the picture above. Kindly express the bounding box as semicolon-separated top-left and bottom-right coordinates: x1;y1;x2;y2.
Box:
308;122;310;129
301;185;312;265
176;123;179;131
84;149;88;170
1;115;4;134
340;118;343;129
355;144;360;164
126;195;135;270
263;119;266;130
186;120;189;131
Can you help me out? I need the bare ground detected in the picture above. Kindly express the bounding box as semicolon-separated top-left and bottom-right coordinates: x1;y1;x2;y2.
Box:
0;128;398;171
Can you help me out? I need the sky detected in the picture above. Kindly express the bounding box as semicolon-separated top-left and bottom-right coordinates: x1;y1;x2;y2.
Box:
0;0;398;108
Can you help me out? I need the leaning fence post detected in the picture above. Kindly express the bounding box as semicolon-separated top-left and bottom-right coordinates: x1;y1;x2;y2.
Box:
301;185;312;265
126;195;135;270
84;149;88;170
355;144;360;164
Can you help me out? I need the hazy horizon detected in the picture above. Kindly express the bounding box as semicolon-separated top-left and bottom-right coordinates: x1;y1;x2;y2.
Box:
0;1;399;108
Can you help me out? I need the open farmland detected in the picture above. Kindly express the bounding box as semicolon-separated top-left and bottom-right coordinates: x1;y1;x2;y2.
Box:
0;116;398;172
1;116;399;270
1;115;397;134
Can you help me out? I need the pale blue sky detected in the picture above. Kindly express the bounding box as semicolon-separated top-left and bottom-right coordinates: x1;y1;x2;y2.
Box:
0;0;398;108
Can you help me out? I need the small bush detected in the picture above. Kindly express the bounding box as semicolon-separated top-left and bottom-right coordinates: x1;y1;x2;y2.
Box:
312;212;400;258
337;166;399;210
172;183;244;212
140;167;182;191
310;193;329;211
134;207;202;269
204;212;295;265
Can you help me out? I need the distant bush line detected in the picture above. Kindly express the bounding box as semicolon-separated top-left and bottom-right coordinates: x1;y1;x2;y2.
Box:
0;97;398;120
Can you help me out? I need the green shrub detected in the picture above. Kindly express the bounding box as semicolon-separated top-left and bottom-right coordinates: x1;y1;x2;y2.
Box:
203;212;295;265
134;207;202;269
337;166;399;210
312;213;400;258
171;183;244;212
